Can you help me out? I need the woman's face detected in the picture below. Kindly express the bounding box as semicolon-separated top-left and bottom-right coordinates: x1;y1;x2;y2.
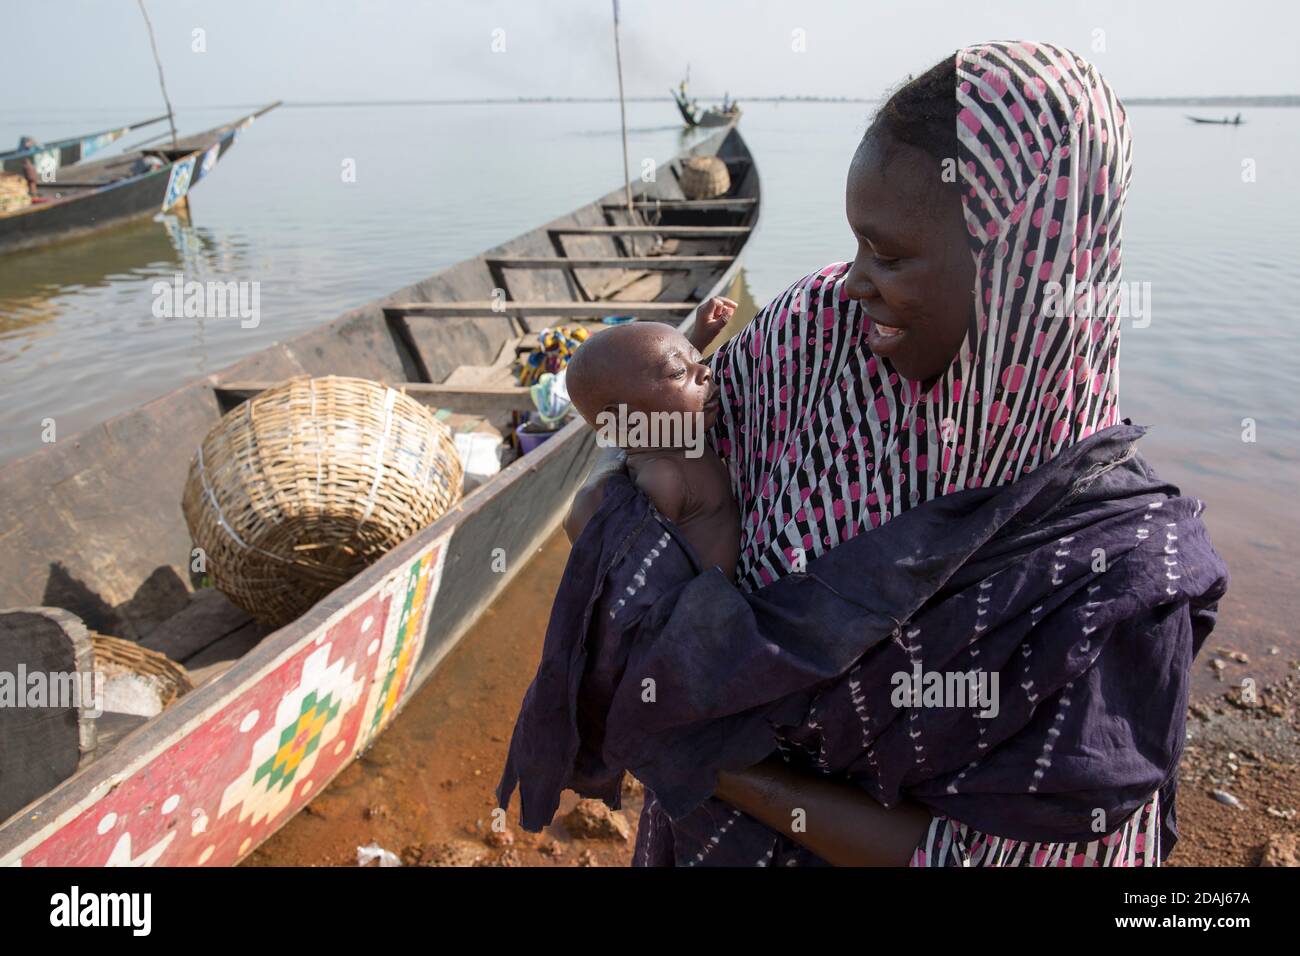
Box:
843;130;976;385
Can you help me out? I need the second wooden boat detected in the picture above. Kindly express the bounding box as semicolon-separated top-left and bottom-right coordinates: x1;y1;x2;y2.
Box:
0;103;280;254
0;122;760;866
0;114;170;175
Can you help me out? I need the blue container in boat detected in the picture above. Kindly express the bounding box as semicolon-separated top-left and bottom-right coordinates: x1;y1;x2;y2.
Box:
516;418;560;454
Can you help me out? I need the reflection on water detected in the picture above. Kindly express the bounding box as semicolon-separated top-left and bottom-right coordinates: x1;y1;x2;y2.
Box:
0;216;181;335
0;212;253;458
0;213;246;322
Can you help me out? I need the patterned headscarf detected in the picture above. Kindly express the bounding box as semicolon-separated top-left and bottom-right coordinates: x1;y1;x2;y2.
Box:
710;41;1133;591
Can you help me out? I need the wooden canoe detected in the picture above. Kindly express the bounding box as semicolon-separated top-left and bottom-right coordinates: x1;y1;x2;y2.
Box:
0;122;760;865
0;103;280;254
1;114;170;176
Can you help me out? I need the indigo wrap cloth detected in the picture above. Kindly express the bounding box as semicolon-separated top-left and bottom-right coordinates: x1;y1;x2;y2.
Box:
496;424;1228;865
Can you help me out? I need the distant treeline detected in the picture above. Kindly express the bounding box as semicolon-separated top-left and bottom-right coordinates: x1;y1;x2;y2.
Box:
1124;95;1300;106
284;94;1299;108
286;95;875;107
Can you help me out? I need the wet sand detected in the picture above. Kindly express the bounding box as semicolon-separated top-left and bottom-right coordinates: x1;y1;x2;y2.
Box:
248;518;1297;868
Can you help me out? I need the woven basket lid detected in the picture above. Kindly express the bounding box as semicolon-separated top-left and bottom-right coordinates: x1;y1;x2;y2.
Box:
182;375;464;628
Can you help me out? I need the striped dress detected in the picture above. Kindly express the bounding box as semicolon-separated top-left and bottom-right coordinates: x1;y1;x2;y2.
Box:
908;792;1161;867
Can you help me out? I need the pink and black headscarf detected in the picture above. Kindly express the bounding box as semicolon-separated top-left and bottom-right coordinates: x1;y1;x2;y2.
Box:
711;41;1134;591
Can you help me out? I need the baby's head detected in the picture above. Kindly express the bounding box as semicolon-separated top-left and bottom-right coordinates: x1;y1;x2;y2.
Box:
565;322;720;448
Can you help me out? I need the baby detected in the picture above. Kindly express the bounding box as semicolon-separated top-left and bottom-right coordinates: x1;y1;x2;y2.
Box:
564;297;741;581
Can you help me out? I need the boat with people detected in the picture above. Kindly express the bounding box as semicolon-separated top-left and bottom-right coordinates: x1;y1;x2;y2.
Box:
0;121;760;866
0;113;170;176
671;70;742;128
0;103;280;254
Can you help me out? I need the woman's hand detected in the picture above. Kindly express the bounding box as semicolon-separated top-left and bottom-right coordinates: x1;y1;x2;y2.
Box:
563;445;628;543
712;758;933;866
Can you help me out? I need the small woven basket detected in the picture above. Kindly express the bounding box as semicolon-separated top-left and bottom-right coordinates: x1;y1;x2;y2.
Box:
182;375;464;627
0;172;31;213
92;633;194;709
679;156;731;200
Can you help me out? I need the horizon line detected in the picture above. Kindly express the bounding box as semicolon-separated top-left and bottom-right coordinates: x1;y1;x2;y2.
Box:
4;93;1298;114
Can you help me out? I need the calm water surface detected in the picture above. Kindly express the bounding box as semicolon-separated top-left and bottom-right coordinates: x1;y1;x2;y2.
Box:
1;100;1296;672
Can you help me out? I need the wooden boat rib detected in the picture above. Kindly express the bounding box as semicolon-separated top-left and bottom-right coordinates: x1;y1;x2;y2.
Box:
0;122;760;866
0;113;169;175
0;102;281;254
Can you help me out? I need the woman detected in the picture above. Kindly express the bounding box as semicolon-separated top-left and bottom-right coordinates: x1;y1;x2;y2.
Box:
540;40;1227;867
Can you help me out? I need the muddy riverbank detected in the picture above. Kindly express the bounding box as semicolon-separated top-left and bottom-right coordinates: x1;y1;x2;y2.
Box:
246;523;1297;868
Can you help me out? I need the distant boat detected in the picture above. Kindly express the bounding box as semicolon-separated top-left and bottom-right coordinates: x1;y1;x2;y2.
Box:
0;114;170;176
0;102;280;254
1186;114;1245;125
671;71;742;128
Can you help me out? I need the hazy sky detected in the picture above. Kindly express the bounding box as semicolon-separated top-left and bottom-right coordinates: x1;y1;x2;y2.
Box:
7;0;1297;111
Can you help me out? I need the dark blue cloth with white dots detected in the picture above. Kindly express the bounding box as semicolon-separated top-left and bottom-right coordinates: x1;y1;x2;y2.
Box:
496;423;1228;865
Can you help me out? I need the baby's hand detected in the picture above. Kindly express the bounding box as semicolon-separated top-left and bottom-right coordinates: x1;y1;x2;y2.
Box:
688;295;737;351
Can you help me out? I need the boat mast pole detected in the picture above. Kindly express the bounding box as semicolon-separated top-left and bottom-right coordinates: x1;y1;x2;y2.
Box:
137;0;179;148
611;1;634;221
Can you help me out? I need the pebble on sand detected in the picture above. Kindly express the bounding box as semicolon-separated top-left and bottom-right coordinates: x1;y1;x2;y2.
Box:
1211;789;1246;810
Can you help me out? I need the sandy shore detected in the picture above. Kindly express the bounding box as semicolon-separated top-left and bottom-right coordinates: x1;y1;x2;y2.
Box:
247;531;1297;868
1166;665;1299;867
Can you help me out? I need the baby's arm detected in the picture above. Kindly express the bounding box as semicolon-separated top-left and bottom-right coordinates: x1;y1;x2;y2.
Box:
713;759;934;866
687;295;737;353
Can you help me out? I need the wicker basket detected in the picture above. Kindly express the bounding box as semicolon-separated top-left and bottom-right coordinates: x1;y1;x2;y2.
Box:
92;633;194;711
182;375;464;627
0;172;31;213
679;156;731;200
